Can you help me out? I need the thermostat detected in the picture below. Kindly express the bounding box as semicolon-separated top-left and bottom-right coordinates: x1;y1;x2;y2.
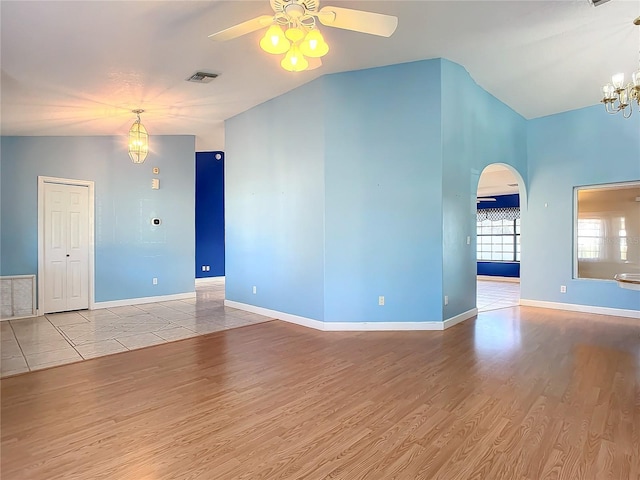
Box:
151;218;162;226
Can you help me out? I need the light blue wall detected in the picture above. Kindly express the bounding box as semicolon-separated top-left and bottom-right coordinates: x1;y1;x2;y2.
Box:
323;60;444;322
0;135;196;303
440;60;528;319
525;106;640;310
225;81;326;320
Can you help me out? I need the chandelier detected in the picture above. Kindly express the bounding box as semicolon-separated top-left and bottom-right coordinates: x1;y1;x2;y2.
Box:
259;5;329;72
128;109;149;164
601;16;640;118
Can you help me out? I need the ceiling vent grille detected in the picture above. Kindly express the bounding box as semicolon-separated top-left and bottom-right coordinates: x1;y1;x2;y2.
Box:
187;72;219;83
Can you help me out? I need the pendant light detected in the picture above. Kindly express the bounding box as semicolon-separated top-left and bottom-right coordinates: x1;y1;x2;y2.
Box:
128;109;149;164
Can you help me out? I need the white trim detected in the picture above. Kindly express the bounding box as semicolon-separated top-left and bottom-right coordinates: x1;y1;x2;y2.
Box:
224;300;325;330
38;176;96;315
443;308;478;329
477;275;520;283
195;276;224;285
223;301;477;331
93;291;196;310
520;298;640;319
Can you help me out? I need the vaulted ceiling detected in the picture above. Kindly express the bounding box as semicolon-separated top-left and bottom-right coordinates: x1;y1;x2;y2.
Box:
1;0;638;152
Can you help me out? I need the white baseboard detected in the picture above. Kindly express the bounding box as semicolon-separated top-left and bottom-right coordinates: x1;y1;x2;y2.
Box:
92;291;196;310
224;300;325;330
223;301;477;331
477;275;520;283
195;276;224;285
443;308;478;329
520;298;640;319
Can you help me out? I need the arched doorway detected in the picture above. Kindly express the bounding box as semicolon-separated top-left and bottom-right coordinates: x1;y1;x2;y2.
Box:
476;164;525;312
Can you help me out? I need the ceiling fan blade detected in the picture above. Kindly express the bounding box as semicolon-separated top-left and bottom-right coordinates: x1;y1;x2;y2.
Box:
307;57;323;71
317;6;398;37
208;15;273;42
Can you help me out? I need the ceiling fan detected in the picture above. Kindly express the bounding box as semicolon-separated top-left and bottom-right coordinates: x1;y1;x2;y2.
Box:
209;0;398;72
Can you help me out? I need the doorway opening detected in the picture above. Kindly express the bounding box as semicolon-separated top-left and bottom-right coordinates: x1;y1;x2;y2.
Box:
476;164;524;312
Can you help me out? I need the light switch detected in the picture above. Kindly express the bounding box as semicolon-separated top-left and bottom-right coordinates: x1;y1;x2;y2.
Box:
152;178;160;189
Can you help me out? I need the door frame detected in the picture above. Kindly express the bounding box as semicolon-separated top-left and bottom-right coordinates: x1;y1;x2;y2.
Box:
37;176;95;315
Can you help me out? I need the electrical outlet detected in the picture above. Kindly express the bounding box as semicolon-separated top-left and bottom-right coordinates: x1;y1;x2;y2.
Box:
560;285;566;293
201;266;206;272
252;286;257;294
378;296;385;306
444;295;449;306
153;277;158;285
205;266;210;271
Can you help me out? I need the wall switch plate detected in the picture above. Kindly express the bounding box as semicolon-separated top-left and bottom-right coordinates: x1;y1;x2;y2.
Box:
152;178;160;189
252;286;257;294
466;236;471;245
378;296;385;306
560;285;566;293
153;278;158;285
444;295;449;305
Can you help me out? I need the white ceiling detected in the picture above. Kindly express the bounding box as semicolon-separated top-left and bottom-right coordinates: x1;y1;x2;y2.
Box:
477;164;520;197
1;1;639;151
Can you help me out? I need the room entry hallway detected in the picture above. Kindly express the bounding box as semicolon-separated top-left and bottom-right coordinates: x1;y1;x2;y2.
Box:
2;305;638;479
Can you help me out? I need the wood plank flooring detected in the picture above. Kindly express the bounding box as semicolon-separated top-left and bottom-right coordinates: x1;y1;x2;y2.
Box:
1;306;639;479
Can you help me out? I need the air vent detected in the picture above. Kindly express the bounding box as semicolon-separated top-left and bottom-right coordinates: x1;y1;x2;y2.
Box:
186;72;219;83
507;183;519;187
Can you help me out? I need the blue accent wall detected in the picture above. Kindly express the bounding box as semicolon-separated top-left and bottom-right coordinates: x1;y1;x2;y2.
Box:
195;151;225;278
524;106;640;310
0;135;196;303
441;59;527;318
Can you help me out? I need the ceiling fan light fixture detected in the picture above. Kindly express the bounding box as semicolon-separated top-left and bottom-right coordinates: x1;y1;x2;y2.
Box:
284;26;306;43
300;29;329;57
260;24;290;54
281;43;308;71
128;109;148;164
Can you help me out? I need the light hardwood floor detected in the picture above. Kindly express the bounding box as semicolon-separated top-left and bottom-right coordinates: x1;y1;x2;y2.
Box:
1;306;639;479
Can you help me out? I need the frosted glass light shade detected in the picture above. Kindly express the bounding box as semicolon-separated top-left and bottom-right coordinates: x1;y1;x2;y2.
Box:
281;44;308;72
300;29;329;58
260;25;290;54
284;27;305;43
129;119;148;164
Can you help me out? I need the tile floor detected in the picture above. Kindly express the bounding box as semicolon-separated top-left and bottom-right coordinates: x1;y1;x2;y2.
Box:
477;279;520;312
1;278;519;378
0;278;271;378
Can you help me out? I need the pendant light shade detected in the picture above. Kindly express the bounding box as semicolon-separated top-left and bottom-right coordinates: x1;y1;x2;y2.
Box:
281;43;308;72
128;109;149;164
300;29;329;58
260;24;290;54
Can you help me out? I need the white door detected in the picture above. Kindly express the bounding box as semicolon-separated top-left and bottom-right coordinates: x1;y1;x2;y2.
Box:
43;182;89;313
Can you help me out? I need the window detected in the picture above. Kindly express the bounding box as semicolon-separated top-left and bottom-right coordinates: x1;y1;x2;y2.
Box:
477;207;520;262
575;182;640;280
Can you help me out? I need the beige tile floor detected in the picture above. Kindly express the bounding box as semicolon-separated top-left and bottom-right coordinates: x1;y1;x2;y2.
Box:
1;278;519;378
477;278;520;312
0;278;271;378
